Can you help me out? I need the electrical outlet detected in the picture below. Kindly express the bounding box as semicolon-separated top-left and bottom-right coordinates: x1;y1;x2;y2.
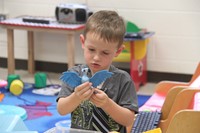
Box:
0;14;7;21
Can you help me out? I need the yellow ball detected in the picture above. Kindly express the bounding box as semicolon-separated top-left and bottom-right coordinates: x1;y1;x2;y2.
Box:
10;79;24;95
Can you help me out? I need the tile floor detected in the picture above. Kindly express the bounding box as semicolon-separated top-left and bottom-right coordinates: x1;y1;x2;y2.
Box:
0;67;156;95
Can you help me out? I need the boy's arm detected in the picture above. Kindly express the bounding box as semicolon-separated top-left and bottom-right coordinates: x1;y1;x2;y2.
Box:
90;89;135;127
57;92;82;115
57;82;94;115
103;98;135;127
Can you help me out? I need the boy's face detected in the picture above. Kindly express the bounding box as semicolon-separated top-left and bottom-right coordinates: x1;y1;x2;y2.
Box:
80;32;124;74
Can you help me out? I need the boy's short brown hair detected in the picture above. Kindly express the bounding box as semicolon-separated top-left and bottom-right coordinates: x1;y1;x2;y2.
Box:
83;10;126;48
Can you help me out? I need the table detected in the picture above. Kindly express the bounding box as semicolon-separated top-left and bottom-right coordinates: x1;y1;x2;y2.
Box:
0;16;85;74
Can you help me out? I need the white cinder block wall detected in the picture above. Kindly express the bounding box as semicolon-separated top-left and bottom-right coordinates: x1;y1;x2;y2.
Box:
0;0;199;74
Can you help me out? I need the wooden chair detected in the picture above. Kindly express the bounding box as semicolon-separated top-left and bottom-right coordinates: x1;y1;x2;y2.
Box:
127;87;193;133
128;89;200;133
160;86;190;120
127;63;200;133
139;62;200;112
160;74;200;120
165;110;200;133
159;88;200;133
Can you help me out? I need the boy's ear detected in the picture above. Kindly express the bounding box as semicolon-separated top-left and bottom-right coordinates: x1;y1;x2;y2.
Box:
80;34;85;48
115;45;125;57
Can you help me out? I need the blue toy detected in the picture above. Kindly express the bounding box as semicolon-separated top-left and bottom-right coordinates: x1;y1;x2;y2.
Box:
60;68;113;88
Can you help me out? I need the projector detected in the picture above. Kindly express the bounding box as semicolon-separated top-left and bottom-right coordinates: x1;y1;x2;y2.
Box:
55;3;93;24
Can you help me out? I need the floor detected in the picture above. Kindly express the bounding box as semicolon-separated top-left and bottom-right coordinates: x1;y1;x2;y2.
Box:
0;67;156;95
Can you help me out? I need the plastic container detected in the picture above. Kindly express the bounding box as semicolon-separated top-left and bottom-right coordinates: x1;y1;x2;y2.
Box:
55;128;101;133
10;79;24;95
55;120;70;133
0;115;28;131
7;74;20;89
55;120;101;133
0;105;27;120
34;72;47;88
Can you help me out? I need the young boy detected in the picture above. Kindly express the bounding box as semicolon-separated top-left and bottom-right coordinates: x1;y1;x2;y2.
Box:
57;10;138;133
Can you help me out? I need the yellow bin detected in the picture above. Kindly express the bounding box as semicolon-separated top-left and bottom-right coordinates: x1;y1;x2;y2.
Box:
10;79;24;95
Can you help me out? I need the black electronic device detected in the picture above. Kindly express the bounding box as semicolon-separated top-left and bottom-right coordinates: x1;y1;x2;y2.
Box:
131;111;161;133
22;16;50;24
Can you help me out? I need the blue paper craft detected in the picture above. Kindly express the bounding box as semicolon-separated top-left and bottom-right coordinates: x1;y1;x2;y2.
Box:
60;68;113;88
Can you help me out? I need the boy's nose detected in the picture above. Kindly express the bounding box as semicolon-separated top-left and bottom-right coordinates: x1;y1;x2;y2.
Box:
93;54;100;61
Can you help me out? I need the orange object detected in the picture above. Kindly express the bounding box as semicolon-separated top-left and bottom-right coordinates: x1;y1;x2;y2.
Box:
0;93;5;102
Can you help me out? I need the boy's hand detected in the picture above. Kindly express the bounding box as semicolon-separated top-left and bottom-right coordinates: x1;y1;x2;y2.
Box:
74;82;94;102
90;88;110;109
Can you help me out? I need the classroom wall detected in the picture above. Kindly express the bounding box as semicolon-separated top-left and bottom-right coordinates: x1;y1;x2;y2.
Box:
0;1;3;13
0;0;199;74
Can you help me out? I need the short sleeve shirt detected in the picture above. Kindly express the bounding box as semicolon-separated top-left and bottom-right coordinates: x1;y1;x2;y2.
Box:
57;64;138;132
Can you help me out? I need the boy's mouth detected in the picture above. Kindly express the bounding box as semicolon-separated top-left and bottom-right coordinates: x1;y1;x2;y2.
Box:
91;63;100;68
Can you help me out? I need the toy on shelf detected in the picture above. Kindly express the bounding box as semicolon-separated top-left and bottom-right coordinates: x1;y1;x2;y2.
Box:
113;21;148;63
113;21;154;91
60;68;113;88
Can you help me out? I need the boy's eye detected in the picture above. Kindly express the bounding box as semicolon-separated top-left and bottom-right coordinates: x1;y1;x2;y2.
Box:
103;52;109;55
89;48;95;51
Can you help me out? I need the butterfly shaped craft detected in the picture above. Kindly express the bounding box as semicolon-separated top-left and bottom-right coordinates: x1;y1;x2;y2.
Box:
60;68;113;88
